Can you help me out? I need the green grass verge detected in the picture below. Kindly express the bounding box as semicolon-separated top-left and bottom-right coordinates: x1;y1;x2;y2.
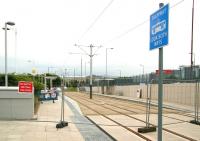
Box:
66;87;77;92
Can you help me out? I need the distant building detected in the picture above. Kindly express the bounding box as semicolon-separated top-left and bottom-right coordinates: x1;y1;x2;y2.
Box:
173;69;181;79
179;65;200;80
194;66;200;79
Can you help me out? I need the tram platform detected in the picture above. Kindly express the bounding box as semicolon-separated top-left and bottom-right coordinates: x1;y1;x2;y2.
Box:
0;96;113;141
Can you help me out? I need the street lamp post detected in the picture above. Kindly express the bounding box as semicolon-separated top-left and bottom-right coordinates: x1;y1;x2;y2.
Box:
48;66;55;74
190;0;194;80
105;48;113;94
27;60;36;80
64;68;72;87
106;48;113;78
85;62;87;76
140;64;144;83
3;22;15;87
68;53;85;81
64;69;67;87
15;28;17;74
81;56;82;81
73;68;76;81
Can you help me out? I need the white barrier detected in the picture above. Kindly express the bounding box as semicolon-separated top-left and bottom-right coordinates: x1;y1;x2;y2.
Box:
0;87;34;119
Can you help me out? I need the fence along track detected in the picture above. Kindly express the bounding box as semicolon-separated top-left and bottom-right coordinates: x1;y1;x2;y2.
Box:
65;92;198;141
93;79;198;113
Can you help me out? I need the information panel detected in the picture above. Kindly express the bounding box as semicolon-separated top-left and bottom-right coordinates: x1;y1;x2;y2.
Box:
150;4;169;50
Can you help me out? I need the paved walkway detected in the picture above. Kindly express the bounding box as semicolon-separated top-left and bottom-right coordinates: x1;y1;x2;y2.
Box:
0;96;113;141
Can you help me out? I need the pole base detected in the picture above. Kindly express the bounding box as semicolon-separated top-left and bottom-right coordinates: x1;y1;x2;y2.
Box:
189;120;200;125
90;85;92;99
138;126;156;133
56;121;68;129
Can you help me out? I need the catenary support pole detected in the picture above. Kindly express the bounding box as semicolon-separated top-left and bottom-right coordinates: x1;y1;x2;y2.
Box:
74;43;102;99
89;44;93;99
190;0;194;80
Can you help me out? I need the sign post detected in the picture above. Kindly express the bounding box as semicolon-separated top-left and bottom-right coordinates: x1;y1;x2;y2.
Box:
150;3;169;141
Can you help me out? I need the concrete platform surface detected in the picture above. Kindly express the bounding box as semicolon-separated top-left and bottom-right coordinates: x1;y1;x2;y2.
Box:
1;93;200;141
0;96;113;141
87;114;200;141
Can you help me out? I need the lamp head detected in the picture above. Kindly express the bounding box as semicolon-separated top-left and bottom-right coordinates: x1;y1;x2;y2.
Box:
2;27;10;30
6;22;15;26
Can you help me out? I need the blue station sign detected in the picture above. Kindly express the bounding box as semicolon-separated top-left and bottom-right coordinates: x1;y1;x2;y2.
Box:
150;4;169;50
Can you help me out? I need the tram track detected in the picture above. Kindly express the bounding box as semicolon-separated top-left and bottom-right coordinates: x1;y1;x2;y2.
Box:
68;94;188;125
71;93;193;123
91;93;197;120
66;94;153;141
65;92;198;141
94;96;194;122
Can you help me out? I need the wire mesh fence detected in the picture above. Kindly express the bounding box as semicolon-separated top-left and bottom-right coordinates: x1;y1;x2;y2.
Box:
89;79;200;108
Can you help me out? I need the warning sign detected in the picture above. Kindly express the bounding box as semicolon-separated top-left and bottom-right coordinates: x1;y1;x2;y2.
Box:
18;81;33;93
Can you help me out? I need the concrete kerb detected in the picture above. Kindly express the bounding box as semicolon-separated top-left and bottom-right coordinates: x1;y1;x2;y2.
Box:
64;96;83;115
63;95;114;141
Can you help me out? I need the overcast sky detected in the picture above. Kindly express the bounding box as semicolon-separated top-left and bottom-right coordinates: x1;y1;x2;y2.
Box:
0;0;199;76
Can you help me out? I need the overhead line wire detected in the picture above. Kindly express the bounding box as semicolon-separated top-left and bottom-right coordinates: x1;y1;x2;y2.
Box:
78;0;115;42
103;0;185;45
